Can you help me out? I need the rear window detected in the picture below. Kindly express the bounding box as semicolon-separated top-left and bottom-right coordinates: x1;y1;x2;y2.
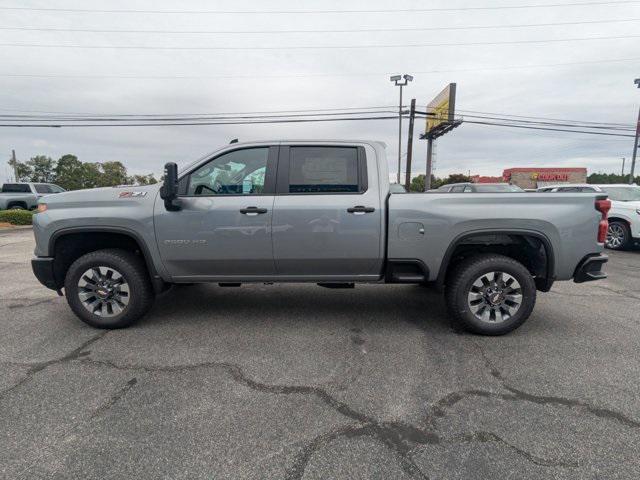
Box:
1;183;30;193
288;147;360;193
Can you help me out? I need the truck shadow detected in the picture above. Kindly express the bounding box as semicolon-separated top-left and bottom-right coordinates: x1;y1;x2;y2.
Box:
145;283;455;333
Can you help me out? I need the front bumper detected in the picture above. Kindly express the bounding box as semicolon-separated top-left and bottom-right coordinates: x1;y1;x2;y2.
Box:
573;254;608;283
31;257;58;290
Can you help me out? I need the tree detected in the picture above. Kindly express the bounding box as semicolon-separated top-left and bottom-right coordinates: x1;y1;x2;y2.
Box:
81;162;102;189
54;154;84;191
441;173;472;185
8;157;32;181
98;161;129;187
26;155;55;183
131;174;158;186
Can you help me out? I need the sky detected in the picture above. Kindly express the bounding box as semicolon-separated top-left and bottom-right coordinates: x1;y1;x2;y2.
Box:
0;0;639;183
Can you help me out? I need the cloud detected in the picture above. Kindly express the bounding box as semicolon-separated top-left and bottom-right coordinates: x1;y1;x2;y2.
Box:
0;0;638;181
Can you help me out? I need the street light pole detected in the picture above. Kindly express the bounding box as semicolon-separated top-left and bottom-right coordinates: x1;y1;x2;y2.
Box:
390;74;413;184
630;78;640;184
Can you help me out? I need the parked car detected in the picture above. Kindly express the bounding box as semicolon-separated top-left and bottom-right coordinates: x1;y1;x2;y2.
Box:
537;183;640;250
0;182;66;210
437;182;524;193
31;140;609;335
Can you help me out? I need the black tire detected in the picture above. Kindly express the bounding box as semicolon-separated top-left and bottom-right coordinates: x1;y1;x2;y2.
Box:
445;254;537;336
605;221;630;251
8;203;26;210
64;249;154;329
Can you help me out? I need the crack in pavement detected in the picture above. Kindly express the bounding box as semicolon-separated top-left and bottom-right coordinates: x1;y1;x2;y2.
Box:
91;377;138;418
75;356;436;480
6;331;638;478
6;297;58;309
448;431;580;468
470;342;640;429
0;331;108;398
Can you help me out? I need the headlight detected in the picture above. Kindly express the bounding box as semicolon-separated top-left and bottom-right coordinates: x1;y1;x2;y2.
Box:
36;204;47;213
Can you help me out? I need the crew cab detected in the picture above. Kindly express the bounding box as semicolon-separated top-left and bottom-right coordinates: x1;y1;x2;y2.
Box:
0;182;65;210
31;141;610;335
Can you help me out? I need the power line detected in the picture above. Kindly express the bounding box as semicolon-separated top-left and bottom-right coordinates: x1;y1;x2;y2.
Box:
0;1;636;14
2;57;638;80
0;115;400;127
457;113;635;131
1;34;637;51
1;18;638;34
456;109;634;127
462;120;635;137
0;105;399;117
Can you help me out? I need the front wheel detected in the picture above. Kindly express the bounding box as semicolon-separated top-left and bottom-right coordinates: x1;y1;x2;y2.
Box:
445;254;537;335
605;221;630;250
64;249;154;329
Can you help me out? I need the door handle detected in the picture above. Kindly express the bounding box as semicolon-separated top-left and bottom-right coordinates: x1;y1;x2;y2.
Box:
347;206;375;214
240;206;268;215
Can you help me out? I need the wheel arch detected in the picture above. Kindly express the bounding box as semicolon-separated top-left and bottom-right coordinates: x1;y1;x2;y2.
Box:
436;229;555;292
49;226;164;293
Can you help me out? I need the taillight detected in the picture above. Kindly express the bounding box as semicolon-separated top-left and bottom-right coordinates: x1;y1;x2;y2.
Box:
595;198;611;243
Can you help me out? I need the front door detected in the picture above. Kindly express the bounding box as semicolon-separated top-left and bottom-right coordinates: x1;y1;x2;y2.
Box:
272;145;383;278
154;146;278;280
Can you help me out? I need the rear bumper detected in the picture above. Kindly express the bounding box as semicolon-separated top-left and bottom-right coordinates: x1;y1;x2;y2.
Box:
573;254;608;283
31;257;58;290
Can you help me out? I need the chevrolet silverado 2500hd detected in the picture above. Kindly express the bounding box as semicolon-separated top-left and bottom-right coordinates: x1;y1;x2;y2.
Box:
31;140;610;335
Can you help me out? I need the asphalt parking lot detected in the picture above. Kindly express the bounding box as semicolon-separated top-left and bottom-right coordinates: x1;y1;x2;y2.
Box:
1;228;639;479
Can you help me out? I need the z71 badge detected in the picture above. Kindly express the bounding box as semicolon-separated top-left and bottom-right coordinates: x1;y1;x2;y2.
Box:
118;191;148;198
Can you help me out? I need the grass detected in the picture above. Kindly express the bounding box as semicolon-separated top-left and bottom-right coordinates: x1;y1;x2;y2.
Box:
0;209;34;226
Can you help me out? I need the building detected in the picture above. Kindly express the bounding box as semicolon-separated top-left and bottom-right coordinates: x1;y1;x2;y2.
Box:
502;167;587;189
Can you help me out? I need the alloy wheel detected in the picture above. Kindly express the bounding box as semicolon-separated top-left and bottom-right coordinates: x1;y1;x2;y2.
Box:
467;271;523;324
77;266;130;317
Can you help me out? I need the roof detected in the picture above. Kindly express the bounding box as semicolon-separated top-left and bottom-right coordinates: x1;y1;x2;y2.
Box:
503;167;587;174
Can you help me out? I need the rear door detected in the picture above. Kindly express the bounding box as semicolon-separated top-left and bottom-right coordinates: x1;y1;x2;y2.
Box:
154;145;278;280
271;144;382;278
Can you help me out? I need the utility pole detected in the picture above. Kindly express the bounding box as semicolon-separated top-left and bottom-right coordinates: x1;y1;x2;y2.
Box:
390;74;413;184
11;149;17;182
404;99;416;191
621;157;625;177
630;78;640;184
424;136;434;191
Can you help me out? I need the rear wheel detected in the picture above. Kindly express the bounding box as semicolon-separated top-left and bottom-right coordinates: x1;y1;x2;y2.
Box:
605;221;630;250
8;204;26;210
445;254;536;335
64;249;154;329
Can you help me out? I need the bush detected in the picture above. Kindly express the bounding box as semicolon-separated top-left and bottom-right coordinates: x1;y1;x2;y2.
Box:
0;209;34;226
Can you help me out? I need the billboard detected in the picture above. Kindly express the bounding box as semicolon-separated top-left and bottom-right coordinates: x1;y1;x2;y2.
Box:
426;83;456;137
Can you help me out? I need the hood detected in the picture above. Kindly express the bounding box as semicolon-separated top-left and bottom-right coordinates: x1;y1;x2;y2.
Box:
40;183;161;208
611;199;640;209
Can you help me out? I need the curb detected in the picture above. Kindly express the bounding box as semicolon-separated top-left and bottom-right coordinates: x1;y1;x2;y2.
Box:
0;225;33;231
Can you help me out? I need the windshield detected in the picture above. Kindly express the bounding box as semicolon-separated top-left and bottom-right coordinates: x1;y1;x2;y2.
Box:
600;186;640;202
474;184;524;193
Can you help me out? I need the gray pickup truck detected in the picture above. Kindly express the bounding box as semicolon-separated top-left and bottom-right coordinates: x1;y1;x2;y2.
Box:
31;140;610;335
0;182;65;210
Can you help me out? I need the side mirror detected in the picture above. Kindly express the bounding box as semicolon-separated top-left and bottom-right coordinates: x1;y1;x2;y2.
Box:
160;162;181;211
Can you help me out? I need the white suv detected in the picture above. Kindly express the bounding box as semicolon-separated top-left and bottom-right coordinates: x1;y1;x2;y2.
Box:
537;184;640;250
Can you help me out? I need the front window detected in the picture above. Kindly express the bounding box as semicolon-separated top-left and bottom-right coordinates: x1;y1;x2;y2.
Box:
187;148;269;196
601;186;640;202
